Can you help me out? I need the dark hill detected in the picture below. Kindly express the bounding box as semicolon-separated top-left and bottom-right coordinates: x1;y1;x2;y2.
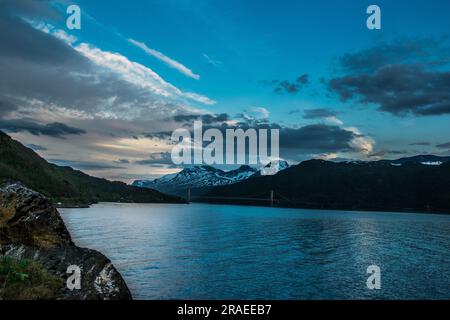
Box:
205;159;450;213
0;130;183;205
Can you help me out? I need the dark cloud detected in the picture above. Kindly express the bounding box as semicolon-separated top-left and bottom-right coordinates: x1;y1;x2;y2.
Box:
329;64;450;116
144;112;363;163
279;124;356;154
144;131;173;140
0;119;86;138
338;38;449;73
0;97;17;117
173;113;230;124
0;0;60;21
368;149;407;158
0;2;193;124
259;74;309;94
136;152;173;165
303;108;338;119
0;13;158;116
436;142;450;149
114;159;130;164
143;113;232;140
0;14;82;66
26;144;47;151
48;159;126;170
172;115;361;161
409;142;431;146
329;38;450;116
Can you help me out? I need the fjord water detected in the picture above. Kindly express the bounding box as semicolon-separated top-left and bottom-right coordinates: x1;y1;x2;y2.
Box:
60;203;450;299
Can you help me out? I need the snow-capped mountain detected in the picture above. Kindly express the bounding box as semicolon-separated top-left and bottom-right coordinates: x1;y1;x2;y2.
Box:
258;160;290;176
381;155;450;166
132;165;258;196
332;155;450;167
132;161;290;196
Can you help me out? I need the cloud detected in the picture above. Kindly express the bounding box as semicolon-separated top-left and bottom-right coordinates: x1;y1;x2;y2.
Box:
239;107;270;120
0;0;378;180
114;159;130;164
26;144;47;151
0;119;86;138
299;108;343;125
280;124;358;154
259;74;309;94
142;111;372;163
338;38;449;73
303;108;338;119
202;53;221;67
172;115;370;161
345;127;374;155
329;38;450;116
135;152;174;165
0;97;17;117
436;142;450;149
75;43;213;105
0;5;214;128
128;38;200;80
48;159;126;170
410;142;431;146
0;0;60;20
172;113;230;124
329;64;450;116
368;149;407;158
144;131;174;139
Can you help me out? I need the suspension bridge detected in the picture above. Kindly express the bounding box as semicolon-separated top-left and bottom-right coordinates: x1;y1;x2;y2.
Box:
185;188;297;207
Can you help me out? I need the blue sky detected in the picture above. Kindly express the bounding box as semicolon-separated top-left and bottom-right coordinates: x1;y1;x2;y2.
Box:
1;0;450;181
69;0;450;131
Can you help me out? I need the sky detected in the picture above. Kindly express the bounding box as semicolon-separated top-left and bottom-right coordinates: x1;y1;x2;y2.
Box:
1;0;450;182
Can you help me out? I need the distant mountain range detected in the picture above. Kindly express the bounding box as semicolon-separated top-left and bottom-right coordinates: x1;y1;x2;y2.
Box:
0;131;183;206
379;154;450;166
331;154;450;166
204;157;450;213
133;155;450;200
4;126;448;213
132;160;290;197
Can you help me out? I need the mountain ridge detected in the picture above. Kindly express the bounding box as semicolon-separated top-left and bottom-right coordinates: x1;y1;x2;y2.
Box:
204;158;450;213
0;130;183;206
132;160;290;196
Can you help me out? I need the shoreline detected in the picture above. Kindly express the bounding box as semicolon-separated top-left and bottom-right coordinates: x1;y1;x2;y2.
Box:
63;199;450;216
192;199;450;216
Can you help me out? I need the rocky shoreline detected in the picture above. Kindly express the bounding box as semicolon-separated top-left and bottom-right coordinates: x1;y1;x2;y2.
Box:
0;182;132;300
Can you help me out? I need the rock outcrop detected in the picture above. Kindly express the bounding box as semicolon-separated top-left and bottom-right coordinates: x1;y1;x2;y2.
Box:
0;182;132;300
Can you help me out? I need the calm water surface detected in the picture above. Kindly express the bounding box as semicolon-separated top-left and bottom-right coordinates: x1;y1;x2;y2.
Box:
60;203;450;299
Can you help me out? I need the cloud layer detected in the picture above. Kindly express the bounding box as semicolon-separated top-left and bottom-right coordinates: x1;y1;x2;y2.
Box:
329;38;450;116
259;74;309;94
129;38;200;80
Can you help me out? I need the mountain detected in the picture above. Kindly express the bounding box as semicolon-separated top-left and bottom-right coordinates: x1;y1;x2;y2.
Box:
254;160;290;176
0;130;183;206
205;159;450;213
133;165;258;197
381;155;450;166
132;160;291;197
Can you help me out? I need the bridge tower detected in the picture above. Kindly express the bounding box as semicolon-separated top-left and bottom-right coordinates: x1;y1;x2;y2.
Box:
270;190;274;207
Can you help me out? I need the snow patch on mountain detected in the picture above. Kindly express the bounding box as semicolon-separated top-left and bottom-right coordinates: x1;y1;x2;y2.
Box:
132;161;290;194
